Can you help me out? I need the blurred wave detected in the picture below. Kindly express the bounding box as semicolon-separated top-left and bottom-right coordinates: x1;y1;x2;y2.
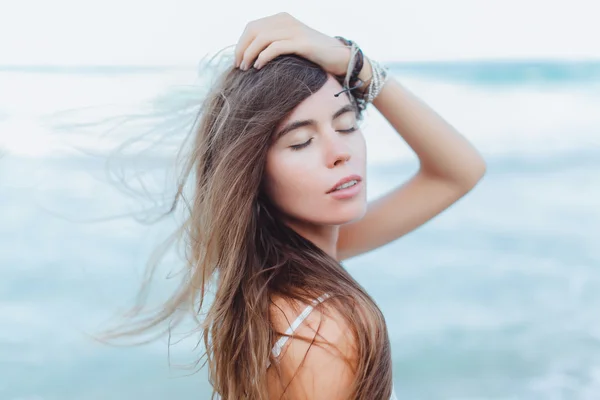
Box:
1;59;599;399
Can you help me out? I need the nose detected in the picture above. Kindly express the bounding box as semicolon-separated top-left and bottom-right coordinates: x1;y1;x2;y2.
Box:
324;134;351;169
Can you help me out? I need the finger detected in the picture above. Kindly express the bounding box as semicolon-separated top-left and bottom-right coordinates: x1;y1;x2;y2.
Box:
240;29;291;70
234;13;294;68
234;21;260;68
234;13;286;68
253;39;299;70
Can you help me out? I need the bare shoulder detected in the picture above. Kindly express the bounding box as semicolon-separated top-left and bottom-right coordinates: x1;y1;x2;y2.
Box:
268;295;358;399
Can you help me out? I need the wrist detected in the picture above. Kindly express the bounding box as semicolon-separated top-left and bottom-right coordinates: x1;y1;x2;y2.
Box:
332;36;365;84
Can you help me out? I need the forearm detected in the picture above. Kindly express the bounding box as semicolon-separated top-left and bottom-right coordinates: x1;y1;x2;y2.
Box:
360;59;486;188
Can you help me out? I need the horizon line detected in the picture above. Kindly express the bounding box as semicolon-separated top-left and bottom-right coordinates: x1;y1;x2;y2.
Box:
1;56;600;71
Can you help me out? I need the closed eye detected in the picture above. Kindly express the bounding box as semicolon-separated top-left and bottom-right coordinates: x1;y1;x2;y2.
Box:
290;138;313;151
289;127;357;151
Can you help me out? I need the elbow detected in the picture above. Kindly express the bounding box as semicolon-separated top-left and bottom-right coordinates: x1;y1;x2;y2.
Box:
475;156;487;180
444;156;487;193
420;154;487;193
463;157;487;191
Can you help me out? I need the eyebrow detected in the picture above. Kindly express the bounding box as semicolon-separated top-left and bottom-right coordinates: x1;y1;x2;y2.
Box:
275;103;356;140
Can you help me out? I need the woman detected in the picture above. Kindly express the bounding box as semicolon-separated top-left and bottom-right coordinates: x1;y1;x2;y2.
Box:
112;12;486;400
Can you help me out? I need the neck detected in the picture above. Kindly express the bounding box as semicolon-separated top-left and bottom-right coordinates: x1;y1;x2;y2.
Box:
284;217;340;260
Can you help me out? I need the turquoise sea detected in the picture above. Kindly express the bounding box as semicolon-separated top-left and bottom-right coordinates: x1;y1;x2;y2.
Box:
1;60;599;399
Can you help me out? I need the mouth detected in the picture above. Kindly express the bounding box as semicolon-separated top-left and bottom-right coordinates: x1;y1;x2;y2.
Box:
326;174;363;194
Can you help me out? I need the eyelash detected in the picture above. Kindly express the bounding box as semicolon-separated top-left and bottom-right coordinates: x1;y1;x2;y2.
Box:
290;127;358;151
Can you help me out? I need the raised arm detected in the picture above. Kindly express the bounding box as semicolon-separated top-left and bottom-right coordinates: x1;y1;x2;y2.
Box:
229;11;486;262
337;59;487;261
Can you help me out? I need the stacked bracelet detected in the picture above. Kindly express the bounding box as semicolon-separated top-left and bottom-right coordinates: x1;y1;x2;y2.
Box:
333;36;364;88
364;57;389;104
333;36;389;111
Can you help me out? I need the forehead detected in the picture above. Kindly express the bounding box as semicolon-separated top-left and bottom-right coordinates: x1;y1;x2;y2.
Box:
277;75;351;124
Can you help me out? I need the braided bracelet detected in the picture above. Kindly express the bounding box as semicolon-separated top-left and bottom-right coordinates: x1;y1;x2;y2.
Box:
333;36;389;110
334;36;364;88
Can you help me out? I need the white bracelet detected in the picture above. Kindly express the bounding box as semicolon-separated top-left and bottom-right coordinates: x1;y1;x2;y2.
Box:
364;57;389;104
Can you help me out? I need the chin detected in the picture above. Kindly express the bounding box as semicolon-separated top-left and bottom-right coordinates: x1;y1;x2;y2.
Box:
320;202;368;226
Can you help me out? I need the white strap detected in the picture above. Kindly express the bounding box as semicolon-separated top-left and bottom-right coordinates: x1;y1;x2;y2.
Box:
267;293;331;368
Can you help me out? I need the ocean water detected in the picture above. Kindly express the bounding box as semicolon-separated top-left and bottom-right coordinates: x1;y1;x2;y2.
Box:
1;60;599;400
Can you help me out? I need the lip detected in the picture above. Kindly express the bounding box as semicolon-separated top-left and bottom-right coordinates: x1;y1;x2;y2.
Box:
328;180;362;200
326;174;363;194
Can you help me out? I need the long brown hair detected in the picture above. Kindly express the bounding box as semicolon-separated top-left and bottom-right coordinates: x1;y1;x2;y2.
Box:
104;49;393;399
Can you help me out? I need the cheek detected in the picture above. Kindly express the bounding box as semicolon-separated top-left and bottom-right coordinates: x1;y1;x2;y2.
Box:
263;132;367;223
353;131;367;163
264;149;321;214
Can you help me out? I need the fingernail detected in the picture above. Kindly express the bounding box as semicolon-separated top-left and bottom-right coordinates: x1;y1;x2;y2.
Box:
240;61;246;70
253;61;259;69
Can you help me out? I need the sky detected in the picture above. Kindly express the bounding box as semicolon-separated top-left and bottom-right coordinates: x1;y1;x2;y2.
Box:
1;0;599;66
